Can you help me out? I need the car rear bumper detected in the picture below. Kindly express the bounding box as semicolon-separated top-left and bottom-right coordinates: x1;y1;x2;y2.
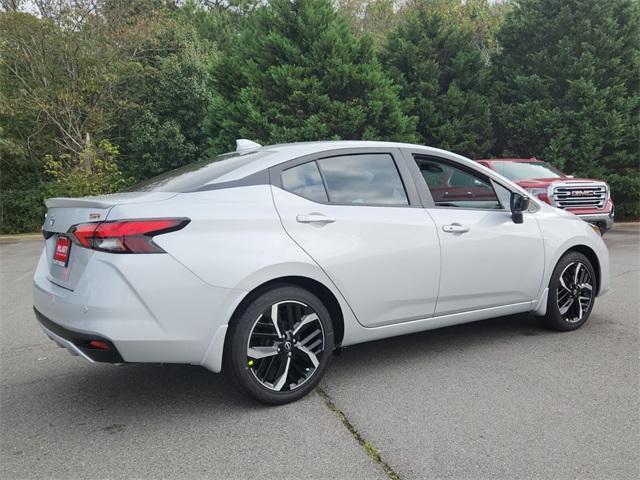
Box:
34;307;124;363
32;247;246;371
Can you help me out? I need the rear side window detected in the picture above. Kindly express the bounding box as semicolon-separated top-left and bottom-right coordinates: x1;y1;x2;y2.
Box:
317;154;408;206
282;161;329;203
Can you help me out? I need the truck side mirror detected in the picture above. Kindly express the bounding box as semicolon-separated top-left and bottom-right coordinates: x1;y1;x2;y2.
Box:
510;192;530;224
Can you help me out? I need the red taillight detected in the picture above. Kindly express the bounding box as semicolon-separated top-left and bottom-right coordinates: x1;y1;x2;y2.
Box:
70;223;100;248
69;218;189;253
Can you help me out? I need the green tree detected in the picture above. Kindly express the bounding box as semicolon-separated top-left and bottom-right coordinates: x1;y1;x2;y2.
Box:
0;126;45;233
382;3;493;157
206;0;415;152
0;10;119;185
336;0;402;45
108;10;214;180
338;1;510;62
407;0;510;65
178;0;260;51
0;1;215;232
493;0;640;217
0;8;124;232
43;139;128;198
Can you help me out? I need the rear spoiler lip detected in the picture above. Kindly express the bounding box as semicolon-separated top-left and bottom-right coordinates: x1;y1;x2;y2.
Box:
44;192;179;209
45;197;115;209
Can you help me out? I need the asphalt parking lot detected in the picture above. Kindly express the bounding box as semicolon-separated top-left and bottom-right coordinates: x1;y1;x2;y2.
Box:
1;225;638;480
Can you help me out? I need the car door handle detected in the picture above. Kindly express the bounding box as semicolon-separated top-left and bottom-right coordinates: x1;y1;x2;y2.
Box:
443;223;469;233
296;213;336;224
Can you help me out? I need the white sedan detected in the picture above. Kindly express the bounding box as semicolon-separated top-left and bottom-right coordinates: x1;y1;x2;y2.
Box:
33;140;610;404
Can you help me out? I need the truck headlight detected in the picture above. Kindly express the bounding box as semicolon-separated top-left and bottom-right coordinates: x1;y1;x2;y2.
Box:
526;188;547;198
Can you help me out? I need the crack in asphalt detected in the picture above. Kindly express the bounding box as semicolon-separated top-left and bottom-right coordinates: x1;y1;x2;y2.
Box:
610;268;640;279
316;386;400;480
1;371;74;390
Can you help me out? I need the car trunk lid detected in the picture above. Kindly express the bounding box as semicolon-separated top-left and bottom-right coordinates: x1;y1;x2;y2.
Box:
43;192;176;291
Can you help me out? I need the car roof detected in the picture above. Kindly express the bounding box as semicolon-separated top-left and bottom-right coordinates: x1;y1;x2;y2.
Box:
210;140;463;184
478;158;543;163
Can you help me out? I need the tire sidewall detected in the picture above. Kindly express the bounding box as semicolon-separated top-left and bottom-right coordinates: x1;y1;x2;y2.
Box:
227;285;334;405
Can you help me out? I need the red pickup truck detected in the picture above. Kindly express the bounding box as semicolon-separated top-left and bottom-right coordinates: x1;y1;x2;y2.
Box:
478;158;614;233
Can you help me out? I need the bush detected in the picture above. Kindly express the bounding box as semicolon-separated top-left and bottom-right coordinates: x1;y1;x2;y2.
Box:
43;140;129;199
0;140;130;233
606;172;640;219
0;188;46;234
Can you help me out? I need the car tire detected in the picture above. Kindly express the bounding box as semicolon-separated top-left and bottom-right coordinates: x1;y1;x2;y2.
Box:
225;285;334;405
540;252;597;331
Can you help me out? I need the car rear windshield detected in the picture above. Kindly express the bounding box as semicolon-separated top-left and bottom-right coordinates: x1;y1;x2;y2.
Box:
127;150;272;192
490;161;564;181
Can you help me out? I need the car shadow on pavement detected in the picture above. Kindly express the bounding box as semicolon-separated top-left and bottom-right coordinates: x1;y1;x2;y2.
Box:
326;312;563;379
28;362;259;424
31;312;551;417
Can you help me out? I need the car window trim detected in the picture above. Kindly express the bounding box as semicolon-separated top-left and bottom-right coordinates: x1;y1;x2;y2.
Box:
190;169;270;192
269;147;421;208
281;160;329;204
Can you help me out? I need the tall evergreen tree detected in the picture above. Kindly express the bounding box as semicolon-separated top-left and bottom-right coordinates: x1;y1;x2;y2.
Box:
205;0;415;152
108;15;213;180
493;0;640;217
381;3;494;157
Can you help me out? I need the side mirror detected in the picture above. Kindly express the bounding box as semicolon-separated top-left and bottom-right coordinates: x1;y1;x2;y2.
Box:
510;192;530;224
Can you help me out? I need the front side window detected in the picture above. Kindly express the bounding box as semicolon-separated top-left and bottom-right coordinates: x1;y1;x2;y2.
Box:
316;154;409;206
282;161;328;203
416;157;502;209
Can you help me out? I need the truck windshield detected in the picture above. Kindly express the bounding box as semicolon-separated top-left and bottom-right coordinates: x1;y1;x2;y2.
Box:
491;161;564;180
